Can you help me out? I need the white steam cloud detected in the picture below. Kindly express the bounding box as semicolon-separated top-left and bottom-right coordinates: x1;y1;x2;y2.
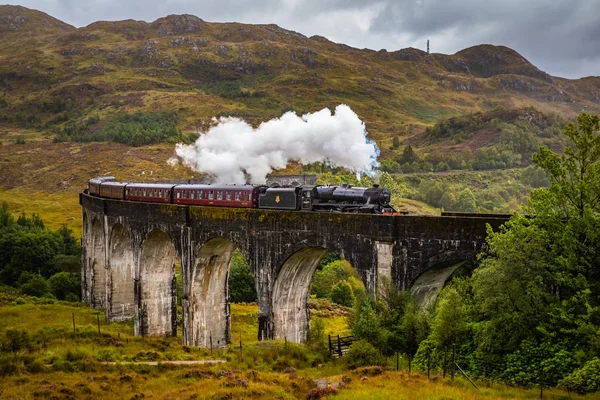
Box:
170;104;379;184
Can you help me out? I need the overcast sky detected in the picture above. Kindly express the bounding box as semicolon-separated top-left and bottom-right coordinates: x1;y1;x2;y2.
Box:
5;0;600;78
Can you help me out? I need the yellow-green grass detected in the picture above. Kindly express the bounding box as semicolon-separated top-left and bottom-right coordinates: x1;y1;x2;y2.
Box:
0;299;343;362
328;371;587;400
0;187;82;237
230;302;260;345
1;297;592;399
394;197;440;216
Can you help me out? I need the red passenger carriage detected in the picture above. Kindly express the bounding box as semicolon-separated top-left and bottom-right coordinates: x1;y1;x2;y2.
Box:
99;181;128;200
173;184;261;208
88;176;116;196
125;183;175;203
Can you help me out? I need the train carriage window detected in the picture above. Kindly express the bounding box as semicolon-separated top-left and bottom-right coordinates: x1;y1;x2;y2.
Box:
176;192;180;199
217;191;223;200
209;191;214;200
143;190;147;196
235;192;240;201
190;191;195;200
199;190;203;199
226;192;231;200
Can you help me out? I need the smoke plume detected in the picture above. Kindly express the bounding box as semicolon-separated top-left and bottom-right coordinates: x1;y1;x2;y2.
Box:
170;104;379;184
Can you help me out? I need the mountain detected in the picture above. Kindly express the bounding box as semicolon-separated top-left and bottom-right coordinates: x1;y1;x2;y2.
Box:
0;5;599;198
0;5;75;51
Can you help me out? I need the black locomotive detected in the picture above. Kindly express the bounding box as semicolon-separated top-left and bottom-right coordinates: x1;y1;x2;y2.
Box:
88;177;396;214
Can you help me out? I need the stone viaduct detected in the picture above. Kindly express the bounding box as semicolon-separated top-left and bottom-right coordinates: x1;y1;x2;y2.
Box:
80;192;509;348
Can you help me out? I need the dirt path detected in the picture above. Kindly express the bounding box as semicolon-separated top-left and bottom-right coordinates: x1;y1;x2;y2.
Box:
101;360;226;366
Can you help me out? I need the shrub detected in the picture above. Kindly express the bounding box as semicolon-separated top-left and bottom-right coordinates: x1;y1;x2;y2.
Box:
19;274;50;297
345;340;386;369
66;347;92;362
65;292;80;302
26;359;46;373
48;272;80;300
330;281;355;307
1;329;33;353
311;260;353;299
559;358;600;394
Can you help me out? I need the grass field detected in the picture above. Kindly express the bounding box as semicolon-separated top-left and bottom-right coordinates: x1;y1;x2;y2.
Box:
0;294;591;399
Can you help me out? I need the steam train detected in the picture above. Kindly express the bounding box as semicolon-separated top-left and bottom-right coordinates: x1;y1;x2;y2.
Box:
87;177;396;214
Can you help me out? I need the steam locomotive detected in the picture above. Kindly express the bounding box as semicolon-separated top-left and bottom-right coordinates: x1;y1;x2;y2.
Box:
87;177;395;214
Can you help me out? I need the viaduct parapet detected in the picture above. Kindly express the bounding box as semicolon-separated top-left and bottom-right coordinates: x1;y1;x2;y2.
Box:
80;192;508;347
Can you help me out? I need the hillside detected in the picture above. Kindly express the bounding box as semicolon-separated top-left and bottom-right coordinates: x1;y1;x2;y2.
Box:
0;5;599;229
0;5;598;139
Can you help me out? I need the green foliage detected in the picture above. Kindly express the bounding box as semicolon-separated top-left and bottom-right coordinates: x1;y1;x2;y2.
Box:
58;112;183;147
397;300;429;369
311;260;353;299
48;272;80;301
398;169;532;212
0;206;81;291
502;341;577;388
454;188;477;212
1;329;33;353
345;340;386;369
19;273;50;298
51;254;81;274
559;358;600;394
317;251;340;270
397;145;419;165
352;300;384;348
453;112;600;388
330;281;355;307
351;280;430;364
228;249;257;303
411;107;568;173
308;317;326;345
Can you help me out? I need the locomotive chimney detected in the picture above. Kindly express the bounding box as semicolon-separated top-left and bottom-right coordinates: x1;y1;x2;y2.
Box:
373;184;380;188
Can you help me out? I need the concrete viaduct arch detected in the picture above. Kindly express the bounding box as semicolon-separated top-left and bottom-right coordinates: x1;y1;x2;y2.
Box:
80;192;508;347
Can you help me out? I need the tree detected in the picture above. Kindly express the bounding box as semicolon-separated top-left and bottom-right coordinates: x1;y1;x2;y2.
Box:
19;274;50;297
56;224;80;256
398;145;419;165
454;188;477;212
398;300;429;372
48;272;80;300
330;280;355;307
470;113;600;385
430;287;468;349
311;260;352;298
228;250;257;303
353;299;386;349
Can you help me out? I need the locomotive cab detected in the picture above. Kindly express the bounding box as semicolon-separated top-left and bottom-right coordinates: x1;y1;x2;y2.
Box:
301;186;316;210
